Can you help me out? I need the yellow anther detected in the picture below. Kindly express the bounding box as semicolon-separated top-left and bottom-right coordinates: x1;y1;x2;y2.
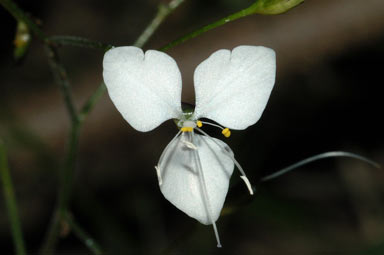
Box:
181;127;193;132
222;128;231;138
197;121;203;128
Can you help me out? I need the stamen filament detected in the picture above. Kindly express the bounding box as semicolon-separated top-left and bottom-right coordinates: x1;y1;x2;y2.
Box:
196;127;254;195
200;121;224;130
189;132;222;247
154;166;163;186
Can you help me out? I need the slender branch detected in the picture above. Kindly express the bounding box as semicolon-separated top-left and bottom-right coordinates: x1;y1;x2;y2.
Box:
134;0;185;48
0;140;27;255
160;0;304;51
40;123;81;254
261;151;381;182
48;35;113;51
79;82;107;123
0;0;46;41
64;212;104;255
44;45;79;124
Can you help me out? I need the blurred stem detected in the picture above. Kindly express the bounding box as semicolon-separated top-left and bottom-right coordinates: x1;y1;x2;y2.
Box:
40;123;81;254
79;82;107;123
261;151;381;182
134;0;185;48
48;35;113;51
44;45;79;124
160;0;304;51
0;141;27;255
64;212;104;255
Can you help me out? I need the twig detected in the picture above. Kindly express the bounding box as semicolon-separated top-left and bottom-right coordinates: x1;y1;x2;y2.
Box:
261;151;381;182
79;82;107;123
160;0;304;51
0;140;27;255
134;0;185;48
64;212;104;255
49;35;113;51
44;45;79;124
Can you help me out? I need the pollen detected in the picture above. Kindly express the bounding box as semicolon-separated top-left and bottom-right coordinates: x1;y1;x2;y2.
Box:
196;120;203;127
181;127;193;132
222;128;231;138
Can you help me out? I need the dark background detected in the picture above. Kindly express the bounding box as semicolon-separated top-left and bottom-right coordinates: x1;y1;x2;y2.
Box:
0;0;383;254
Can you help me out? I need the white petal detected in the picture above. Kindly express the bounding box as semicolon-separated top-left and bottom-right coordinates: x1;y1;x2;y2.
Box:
193;45;276;130
157;132;234;225
103;46;183;132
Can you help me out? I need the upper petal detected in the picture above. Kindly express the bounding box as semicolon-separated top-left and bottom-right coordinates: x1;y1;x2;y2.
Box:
103;46;183;132
193;45;276;130
158;133;234;225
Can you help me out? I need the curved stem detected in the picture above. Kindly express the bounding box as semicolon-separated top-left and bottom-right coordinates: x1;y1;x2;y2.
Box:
261;151;381;182
0;140;27;255
134;0;185;48
48;35;113;51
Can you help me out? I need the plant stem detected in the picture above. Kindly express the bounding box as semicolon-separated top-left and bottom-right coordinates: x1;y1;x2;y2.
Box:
44;45;79;124
0;140;27;255
134;0;185;48
49;35;113;51
79;82;107;123
64;212;104;255
160;6;255;51
40;123;81;254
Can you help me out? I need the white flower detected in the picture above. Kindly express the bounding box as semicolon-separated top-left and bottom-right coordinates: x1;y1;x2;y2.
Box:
103;45;276;247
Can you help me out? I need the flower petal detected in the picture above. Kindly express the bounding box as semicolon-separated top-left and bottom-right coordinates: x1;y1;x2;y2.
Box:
103;46;183;132
157;132;234;225
193;45;276;130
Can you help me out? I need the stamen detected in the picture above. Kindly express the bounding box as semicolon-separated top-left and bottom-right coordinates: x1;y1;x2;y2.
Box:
240;176;254;195
221;128;231;138
182;140;197;150
157;130;182;169
189;132;222;247
196;127;254;195
197;120;203;127
200;121;224;130
154;166;163;186
212;222;222;248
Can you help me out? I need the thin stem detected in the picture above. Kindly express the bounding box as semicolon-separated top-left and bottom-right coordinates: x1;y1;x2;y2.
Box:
64;212;104;255
40;123;81;254
134;0;185;48
160;6;255;51
44;45;79;124
160;0;304;51
49;35;113;51
261;151;381;182
0;0;46;41
79;82;107;123
0;140;27;255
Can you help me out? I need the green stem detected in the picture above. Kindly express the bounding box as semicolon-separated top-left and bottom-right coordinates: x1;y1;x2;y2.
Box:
48;35;113;51
160;0;304;51
0;140;27;255
134;0;185;48
64;212;104;255
160;7;253;51
44;45;79;124
79;82;107;123
261;151;381;182
0;0;46;41
40;123;81;254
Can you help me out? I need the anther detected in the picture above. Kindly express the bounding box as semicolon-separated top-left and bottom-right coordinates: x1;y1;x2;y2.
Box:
240;176;254;195
155;166;163;186
182;140;198;150
221;128;231;138
197;120;203;127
